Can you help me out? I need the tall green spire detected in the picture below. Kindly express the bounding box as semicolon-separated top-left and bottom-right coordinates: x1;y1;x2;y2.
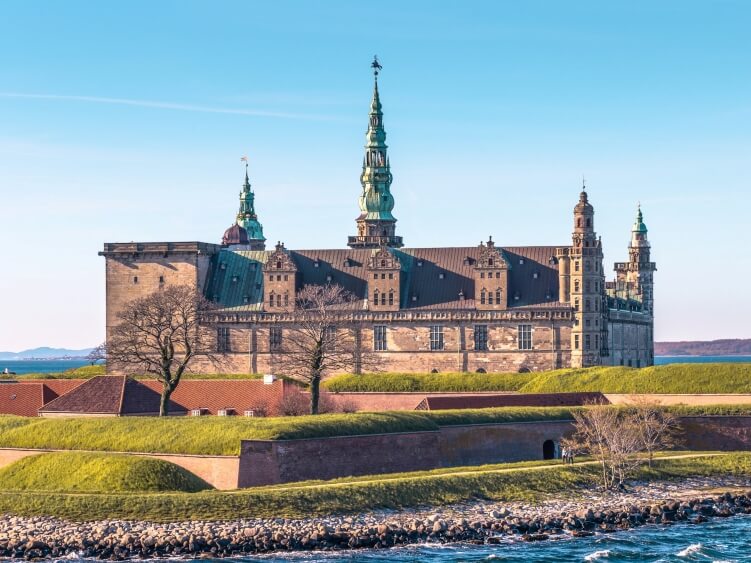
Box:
235;162;266;248
348;56;403;248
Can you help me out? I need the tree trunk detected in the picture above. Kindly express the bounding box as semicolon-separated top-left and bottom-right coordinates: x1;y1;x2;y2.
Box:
160;385;174;417
310;373;321;415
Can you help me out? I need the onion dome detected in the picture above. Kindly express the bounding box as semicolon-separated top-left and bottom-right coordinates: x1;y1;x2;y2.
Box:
222;224;249;246
574;188;593;214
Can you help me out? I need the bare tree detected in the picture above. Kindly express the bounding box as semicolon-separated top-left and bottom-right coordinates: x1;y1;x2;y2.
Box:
273;284;376;414
568;404;642;490
107;284;224;416
86;342;107;366
628;396;680;467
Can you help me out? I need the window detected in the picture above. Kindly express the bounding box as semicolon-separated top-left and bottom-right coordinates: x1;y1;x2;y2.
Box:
283;293;289;307
574;279;580;292
388;291;394;306
276;294;282;307
373;325;387;351
373;273;378;279
159;275;164;284
474;325;488;351
480;272;485;279
429;326;444;351
217;327;230;353
517;324;533;350
487;291;493;305
495;289;501;303
269;327;282;351
480;289;486;305
324;325;336;350
574;298;580;310
574;334;580;349
268;292;275;307
388;272;394;279
133;276;138;284
373;289;379;305
585;334;591;350
575;261;580;272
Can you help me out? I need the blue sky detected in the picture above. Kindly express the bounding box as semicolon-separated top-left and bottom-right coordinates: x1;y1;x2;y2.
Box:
0;0;749;350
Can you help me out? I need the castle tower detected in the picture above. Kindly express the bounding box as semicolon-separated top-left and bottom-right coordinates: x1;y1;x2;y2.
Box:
348;57;403;249
568;186;607;367
615;205;656;315
222;162;266;250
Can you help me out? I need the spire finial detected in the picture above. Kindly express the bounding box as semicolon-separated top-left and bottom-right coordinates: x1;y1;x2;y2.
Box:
582;174;586;191
371;55;382;80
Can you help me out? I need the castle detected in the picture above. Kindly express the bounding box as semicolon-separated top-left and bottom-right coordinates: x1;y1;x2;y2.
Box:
101;61;656;374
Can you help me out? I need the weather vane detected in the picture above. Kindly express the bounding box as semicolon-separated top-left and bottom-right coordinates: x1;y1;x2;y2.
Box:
240;155;248;170
371;55;382;78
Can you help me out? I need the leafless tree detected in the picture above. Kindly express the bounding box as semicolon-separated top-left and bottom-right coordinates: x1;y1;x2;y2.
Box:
86;342;107;366
107;284;224;416
568;404;642;490
628;396;681;467
272;284;377;414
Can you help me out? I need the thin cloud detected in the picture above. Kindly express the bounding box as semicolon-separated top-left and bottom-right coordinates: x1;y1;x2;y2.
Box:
0;92;340;121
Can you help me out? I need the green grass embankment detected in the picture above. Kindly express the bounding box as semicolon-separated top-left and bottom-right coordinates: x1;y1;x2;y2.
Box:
324;363;751;394
2;404;750;456
0;452;211;493
1;452;748;521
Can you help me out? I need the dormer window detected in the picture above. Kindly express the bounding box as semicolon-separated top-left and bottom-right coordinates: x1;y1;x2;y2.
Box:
232;275;239;283
519;258;525;265
532;272;539;279
243;295;249;303
326;274;332;282
514;292;520;301
220;262;227;270
314;260;320;268
488;258;494;266
438;272;445;280
417;260;423;267
276;261;282;269
411;295;418;302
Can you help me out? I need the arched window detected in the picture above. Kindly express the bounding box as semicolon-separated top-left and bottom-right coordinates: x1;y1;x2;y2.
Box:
269;292;274;307
495;289;502;303
373;289;379;304
574;279;580;292
276;294;282;307
388;291;394;306
577;218;582;227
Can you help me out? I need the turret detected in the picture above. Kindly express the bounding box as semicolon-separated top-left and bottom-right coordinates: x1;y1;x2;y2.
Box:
614;204;657;315
348;57;403;249
223;161;266;250
568;185;607;367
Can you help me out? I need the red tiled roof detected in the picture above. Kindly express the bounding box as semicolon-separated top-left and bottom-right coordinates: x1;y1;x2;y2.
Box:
39;376;288;416
415;392;608;410
39;376;126;414
0;383;46;417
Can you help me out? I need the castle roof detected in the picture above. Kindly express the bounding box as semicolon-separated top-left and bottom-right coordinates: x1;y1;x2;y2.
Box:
39;376;288;416
205;245;563;313
222;223;250;246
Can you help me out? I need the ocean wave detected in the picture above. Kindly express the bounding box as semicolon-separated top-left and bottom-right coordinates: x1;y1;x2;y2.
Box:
676;543;703;557
584;550;611;561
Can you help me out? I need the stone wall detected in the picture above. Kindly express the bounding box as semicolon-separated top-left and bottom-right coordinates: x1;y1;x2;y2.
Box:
237;416;751;486
238;431;441;487
607;311;653;367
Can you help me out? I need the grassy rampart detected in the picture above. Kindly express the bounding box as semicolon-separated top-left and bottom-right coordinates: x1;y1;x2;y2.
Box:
0;452;211;493
0;453;747;521
324;363;751;394
1;404;750;456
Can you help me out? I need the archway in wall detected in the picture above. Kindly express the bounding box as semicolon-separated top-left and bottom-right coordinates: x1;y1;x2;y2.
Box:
543;439;556;460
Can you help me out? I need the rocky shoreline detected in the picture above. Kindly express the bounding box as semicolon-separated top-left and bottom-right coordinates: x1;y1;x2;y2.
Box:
2;476;750;560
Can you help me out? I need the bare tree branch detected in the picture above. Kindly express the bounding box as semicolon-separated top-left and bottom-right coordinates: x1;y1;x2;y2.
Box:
272;284;380;414
107;284;226;416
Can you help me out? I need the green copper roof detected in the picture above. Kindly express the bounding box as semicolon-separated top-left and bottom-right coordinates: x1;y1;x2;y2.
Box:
633;204;648;233
206;250;267;312
236;167;266;242
358;67;396;222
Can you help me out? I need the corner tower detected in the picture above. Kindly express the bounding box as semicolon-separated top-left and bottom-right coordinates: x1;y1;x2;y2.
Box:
615;205;656;315
348;57;403;249
568;186;607;367
223;161;266;250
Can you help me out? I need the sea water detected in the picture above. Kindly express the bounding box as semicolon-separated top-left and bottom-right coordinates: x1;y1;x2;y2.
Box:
207;514;751;562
